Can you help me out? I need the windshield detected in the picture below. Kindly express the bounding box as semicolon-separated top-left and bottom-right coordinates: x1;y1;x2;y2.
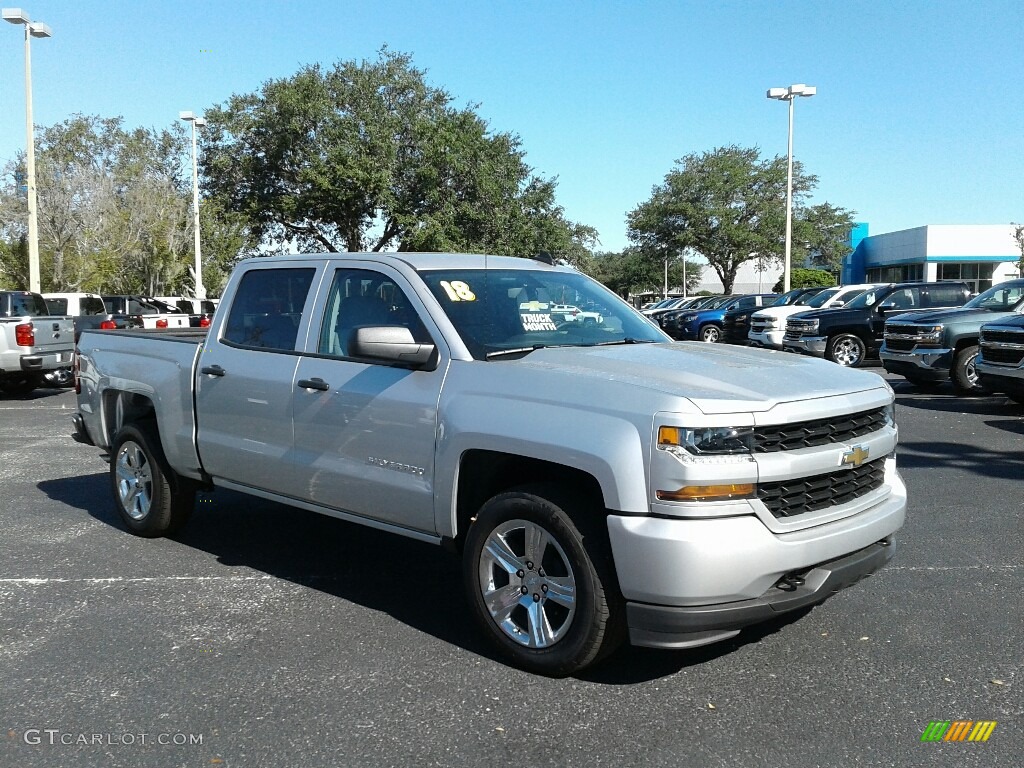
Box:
770;288;812;307
804;288;841;308
846;288;885;309
962;281;1024;311
420;268;666;359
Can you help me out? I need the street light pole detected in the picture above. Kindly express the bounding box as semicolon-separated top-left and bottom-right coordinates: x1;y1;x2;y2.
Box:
767;83;815;293
4;7;51;294
179;111;206;300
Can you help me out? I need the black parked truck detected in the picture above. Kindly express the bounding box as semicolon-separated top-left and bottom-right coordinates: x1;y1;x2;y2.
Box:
879;279;1024;394
782;282;972;367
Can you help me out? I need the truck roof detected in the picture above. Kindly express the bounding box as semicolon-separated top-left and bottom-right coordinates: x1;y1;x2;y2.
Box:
238;252;569;272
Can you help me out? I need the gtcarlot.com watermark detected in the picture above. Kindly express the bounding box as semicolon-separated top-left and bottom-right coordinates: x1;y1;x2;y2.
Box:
19;729;203;746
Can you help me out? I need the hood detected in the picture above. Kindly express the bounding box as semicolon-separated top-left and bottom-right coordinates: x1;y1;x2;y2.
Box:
884;307;1022;325
511;342;887;414
790;307;865;322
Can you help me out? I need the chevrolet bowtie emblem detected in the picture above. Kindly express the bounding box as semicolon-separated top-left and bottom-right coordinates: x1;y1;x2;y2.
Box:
841;445;870;468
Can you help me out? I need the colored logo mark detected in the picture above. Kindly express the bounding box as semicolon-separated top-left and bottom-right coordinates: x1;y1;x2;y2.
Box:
840;444;870;468
920;721;997;742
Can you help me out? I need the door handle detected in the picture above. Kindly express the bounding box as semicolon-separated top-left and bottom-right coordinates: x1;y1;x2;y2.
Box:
297;377;330;391
201;365;226;376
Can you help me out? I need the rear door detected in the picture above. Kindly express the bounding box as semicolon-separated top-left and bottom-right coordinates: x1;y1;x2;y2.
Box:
289;262;447;533
195;262;322;495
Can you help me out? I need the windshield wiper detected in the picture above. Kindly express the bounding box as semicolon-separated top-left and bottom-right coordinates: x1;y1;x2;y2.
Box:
485;345;546;359
590;338;659;347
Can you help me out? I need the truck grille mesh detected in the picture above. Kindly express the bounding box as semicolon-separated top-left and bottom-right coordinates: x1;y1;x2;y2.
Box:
884;339;915;352
759;458;886;518
981;347;1024;366
980;329;1024;344
752;407;888;452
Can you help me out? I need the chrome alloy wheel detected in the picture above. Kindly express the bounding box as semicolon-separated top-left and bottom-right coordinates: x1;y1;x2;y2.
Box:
832;337;863;366
964;351;979;387
115;440;153;520
477;518;577;648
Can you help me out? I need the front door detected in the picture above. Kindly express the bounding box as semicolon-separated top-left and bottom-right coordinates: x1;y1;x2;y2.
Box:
290;264;446;534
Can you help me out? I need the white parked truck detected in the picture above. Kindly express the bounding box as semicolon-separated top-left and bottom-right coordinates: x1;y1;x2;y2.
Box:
748;284;880;350
0;290;75;394
73;253;906;675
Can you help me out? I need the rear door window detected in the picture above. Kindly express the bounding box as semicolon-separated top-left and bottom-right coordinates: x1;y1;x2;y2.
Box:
222;268;316;351
925;285;967;308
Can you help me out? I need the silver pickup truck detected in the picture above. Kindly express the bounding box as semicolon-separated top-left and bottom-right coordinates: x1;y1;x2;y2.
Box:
74;253;906;675
0;290;75;394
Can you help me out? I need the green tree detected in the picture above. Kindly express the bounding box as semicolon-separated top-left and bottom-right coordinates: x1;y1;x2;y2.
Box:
201;48;595;261
628;145;853;292
588;247;701;299
1014;224;1024;276
796;202;857;273
773;267;835;292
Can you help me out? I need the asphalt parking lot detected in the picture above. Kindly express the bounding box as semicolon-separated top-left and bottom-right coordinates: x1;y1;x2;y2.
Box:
1;374;1022;768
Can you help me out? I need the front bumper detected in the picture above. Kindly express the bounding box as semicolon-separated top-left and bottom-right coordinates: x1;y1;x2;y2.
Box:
748;329;784;349
625;538;895;649
783;335;828;356
976;360;1024;393
879;346;952;380
607;469;906;649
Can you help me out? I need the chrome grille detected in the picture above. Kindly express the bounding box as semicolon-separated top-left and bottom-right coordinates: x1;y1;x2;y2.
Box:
758;458;886;518
786;320;817;334
752;407;889;452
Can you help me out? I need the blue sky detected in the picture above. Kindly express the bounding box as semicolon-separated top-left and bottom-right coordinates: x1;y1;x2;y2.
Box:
1;0;1021;253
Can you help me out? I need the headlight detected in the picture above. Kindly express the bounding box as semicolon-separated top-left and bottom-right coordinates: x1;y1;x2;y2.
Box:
658;425;754;456
682;314;698;323
883;401;896;428
734;314;748;323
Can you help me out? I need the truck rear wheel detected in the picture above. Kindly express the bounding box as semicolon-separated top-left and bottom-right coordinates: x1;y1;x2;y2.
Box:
827;334;866;367
463;484;624;676
951;345;988;395
110;424;194;537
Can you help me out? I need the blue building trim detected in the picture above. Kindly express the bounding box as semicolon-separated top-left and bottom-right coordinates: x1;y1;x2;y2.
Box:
926;255;1019;262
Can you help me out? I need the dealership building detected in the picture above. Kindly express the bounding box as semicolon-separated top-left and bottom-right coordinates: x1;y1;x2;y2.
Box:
841;224;1021;293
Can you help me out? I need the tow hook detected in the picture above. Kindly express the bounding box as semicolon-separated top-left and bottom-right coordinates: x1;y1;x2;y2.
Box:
776;573;807;592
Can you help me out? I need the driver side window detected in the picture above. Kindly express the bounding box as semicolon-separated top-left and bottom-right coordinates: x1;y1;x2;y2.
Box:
318;268;431;358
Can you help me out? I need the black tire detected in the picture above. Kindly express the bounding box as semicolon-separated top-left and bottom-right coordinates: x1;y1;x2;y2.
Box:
699;324;722;343
951;345;989;395
463;483;624;676
826;334;867;367
110;423;194;537
0;375;38;395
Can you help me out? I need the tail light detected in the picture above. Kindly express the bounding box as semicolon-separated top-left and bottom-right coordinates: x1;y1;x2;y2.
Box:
15;322;35;346
199;315;211;328
99;320;117;330
74;347;81;395
156;318;169;328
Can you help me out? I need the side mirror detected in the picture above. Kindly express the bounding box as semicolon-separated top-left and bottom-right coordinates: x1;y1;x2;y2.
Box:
831;300;845;308
349;326;438;369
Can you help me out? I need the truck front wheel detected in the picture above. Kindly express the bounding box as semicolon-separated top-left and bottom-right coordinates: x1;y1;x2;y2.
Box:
827;334;866;367
463;485;624;676
110;424;194;537
951;345;988;395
